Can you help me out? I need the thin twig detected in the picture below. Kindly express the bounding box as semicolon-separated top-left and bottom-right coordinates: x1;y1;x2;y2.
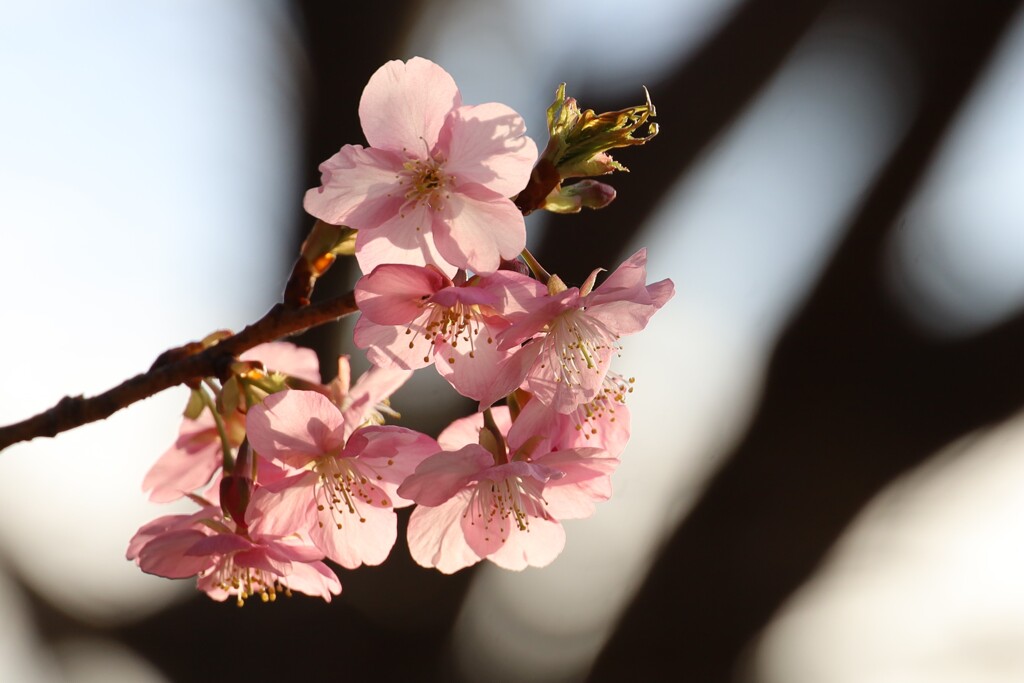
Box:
0;290;357;452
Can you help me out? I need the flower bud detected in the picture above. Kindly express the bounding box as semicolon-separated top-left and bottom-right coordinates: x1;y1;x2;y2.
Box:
541;83;658;180
285;220;358;306
220;475;251;530
498;256;532;277
542;179;617;214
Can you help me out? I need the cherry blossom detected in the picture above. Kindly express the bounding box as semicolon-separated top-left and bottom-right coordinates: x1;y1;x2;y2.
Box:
245;389;438;568
127;503;340;605
443;407;621;522
303;57;537;276
353;263;545;407
399;444;565;574
399;408;616;573
496;248;674;413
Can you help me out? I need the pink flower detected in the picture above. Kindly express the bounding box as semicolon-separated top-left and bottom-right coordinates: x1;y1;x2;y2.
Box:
303;57;538;276
399;408;617;574
496;249;674;413
353;263;545;407
127;504;340;605
399;445;565;574
245;390;438;569
445;407;621;521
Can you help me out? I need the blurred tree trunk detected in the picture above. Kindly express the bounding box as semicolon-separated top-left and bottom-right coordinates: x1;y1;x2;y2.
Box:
590;1;1024;680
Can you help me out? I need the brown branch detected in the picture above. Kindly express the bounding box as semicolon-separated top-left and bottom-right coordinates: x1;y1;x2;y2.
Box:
0;290;357;453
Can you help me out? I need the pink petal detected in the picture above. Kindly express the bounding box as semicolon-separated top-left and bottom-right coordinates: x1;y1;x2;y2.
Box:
342;364;414;434
533;448;619;520
195;576;232;602
241;342;321;384
427;284;500;309
359;57;462;154
281;560;342;601
355;264;450;325
311;504;397;569
646;278;676;309
475;339;541;410
263;538;325;564
143;419;221;503
245;471;319;537
330;356;352;400
542;475;613;519
439;103;537;197
475;270;547;317
234;546;292;576
303;145;405;229
433;186;526;274
496;290;577;351
407;491;481;574
137;529;215;579
353;315;434;371
505;396;554;452
585;297;668;337
127;508;214;560
434;321;530;408
460;492;508;559
583;249;676;336
583;401;632;458
354;201;457;277
347;426;440;506
246;391;346;467
486;516;566;570
586;248;651;303
510;394;632;458
480;460;562;485
397;445;493;506
436;407;511;451
187;533;254;557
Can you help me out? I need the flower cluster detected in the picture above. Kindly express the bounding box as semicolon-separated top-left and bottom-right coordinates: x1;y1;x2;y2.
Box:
129;57;673;603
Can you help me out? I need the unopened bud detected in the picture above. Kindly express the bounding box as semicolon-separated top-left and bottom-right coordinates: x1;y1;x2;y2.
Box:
220;475;251;530
300;220;357;266
285;220;358;306
498;257;532;277
542;179;617;214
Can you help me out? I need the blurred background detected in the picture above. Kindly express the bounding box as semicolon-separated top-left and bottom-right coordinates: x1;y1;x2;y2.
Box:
1;0;1024;681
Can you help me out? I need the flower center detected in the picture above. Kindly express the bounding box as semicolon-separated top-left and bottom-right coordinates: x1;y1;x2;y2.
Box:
547;309;620;387
465;475;545;543
407;299;490;364
398;156;452;214
571;372;634;439
314;456;389;529
206;555;291;607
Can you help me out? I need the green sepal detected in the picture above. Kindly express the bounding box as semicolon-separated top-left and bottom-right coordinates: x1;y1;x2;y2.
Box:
220;376;241;415
183;389;206;420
